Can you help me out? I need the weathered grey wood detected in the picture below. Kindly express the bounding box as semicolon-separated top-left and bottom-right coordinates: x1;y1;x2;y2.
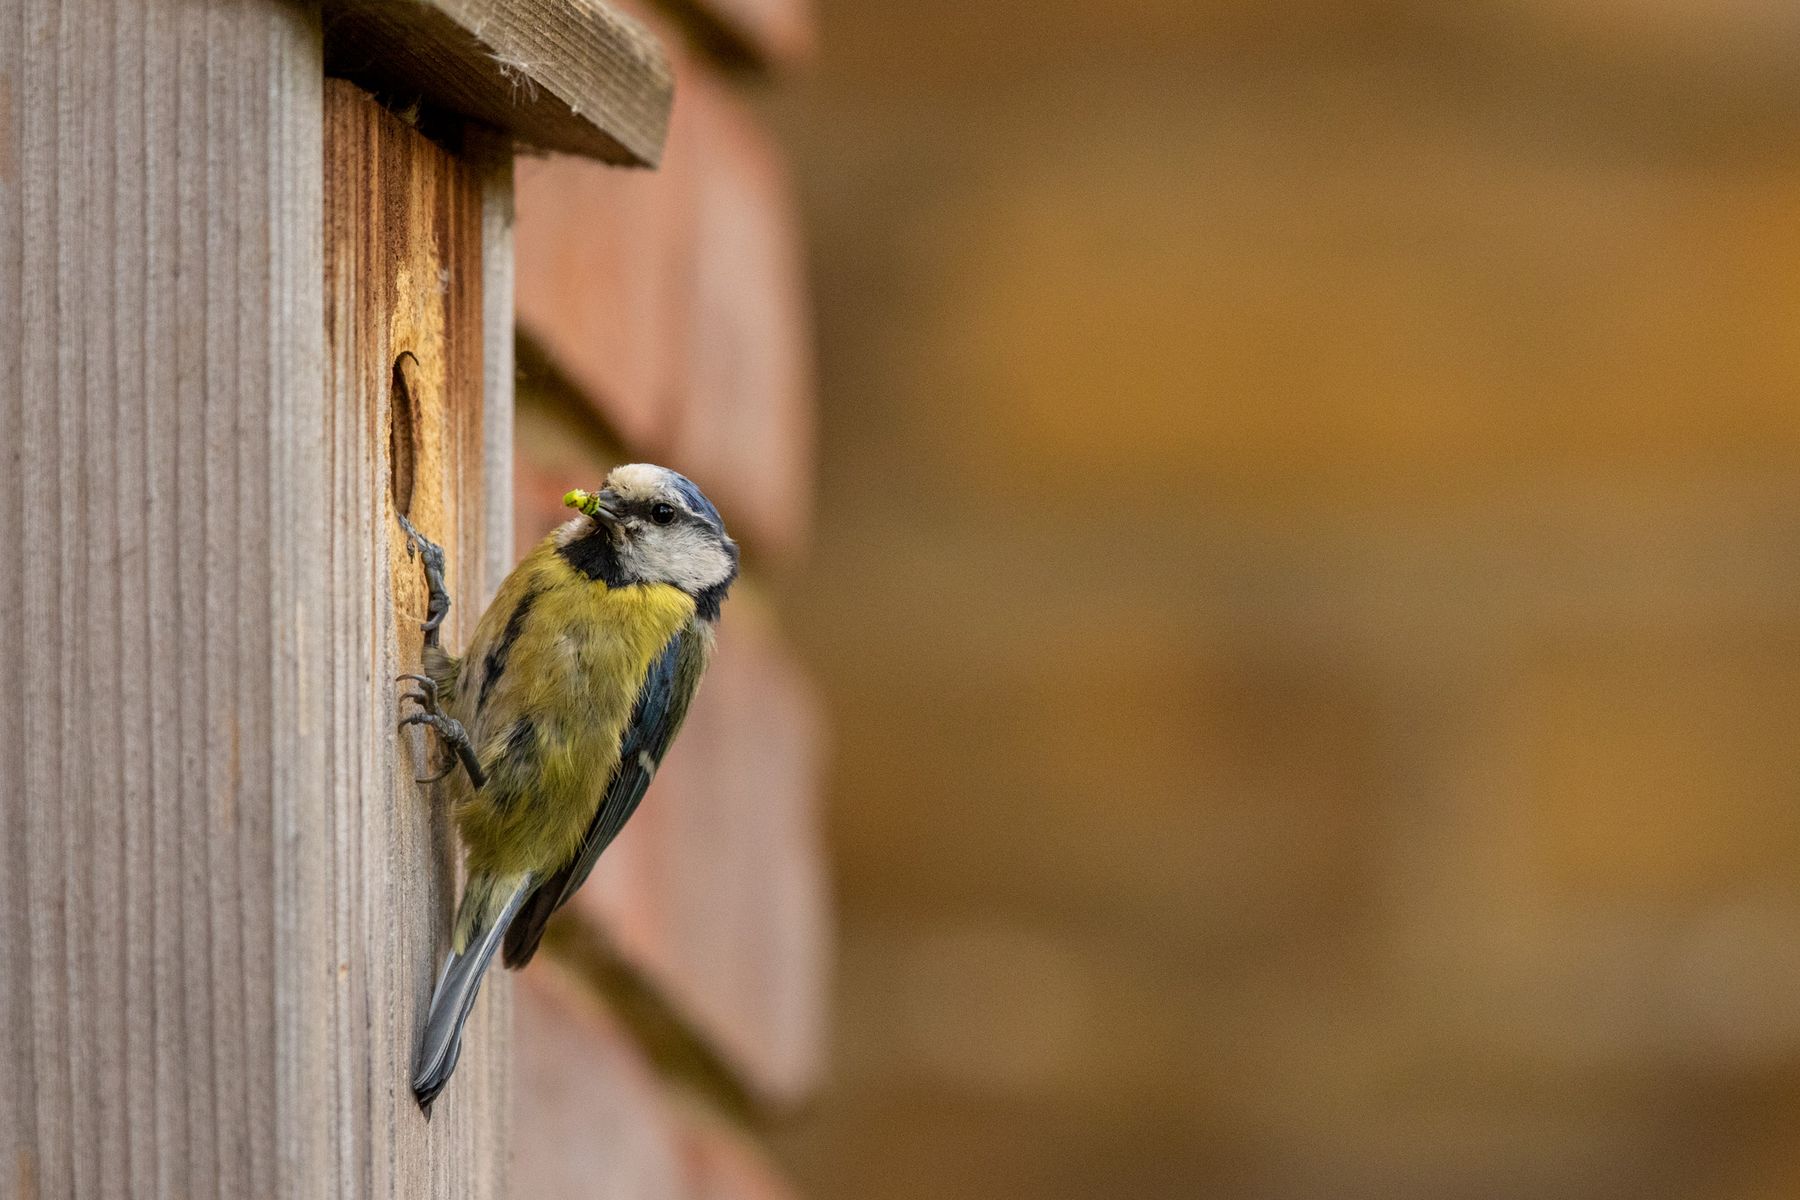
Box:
0;14;513;1200
322;0;674;166
474;123;517;1185
468;126;517;594
0;1;330;1197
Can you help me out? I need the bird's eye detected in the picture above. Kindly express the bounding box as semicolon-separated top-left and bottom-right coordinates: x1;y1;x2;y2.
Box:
650;502;677;526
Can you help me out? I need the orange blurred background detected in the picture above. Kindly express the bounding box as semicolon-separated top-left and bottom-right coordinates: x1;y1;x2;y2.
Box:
761;2;1800;1197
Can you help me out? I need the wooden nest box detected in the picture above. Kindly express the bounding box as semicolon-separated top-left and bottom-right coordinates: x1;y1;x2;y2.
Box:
0;1;675;1195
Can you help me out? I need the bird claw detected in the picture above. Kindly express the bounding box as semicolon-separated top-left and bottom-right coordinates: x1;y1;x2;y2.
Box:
398;673;438;702
397;679;486;790
417;761;456;785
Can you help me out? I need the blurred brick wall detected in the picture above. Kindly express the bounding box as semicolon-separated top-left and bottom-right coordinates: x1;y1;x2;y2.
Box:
758;2;1800;1199
505;1;827;1194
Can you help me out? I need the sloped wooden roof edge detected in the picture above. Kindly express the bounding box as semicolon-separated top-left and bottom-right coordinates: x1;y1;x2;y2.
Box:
323;0;675;166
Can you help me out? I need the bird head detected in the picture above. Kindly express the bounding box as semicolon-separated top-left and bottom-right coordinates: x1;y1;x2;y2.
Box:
561;464;739;604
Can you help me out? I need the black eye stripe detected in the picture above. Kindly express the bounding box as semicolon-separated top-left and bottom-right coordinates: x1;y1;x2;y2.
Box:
617;495;720;531
615;498;677;518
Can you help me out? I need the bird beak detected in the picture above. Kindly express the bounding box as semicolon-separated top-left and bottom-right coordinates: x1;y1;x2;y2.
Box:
590;490;624;528
590;505;621;531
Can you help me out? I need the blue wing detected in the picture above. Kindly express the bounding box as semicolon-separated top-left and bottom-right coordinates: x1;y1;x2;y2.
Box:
501;622;706;967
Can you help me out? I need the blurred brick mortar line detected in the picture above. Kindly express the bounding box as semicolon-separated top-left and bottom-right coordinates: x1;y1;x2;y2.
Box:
504;0;828;1191
515;960;806;1200
639;0;816;75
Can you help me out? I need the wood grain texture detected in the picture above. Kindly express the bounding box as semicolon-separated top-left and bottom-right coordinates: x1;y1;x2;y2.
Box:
0;19;511;1196
467;126;516;596
0;1;328;1196
321;79;504;1196
323;0;674;166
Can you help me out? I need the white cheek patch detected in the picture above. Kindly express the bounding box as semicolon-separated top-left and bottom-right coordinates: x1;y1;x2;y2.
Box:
615;524;736;593
672;536;735;592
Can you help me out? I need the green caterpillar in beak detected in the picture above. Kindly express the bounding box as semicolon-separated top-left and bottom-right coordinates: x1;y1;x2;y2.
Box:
563;488;604;518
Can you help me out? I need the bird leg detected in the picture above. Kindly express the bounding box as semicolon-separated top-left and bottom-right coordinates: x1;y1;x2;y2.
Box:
397;513;451;649
398;674;487;789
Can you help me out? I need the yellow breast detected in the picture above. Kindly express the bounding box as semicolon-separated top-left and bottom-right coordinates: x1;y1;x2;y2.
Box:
450;539;696;877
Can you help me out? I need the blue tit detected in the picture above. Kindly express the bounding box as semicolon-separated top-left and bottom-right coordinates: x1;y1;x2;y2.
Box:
396;463;738;1112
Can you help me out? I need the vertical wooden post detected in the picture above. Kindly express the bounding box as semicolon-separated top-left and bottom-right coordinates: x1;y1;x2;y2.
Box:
470;125;516;600
0;21;517;1200
0;1;330;1196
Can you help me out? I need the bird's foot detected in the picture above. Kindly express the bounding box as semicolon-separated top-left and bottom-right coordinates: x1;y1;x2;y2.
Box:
398;673;486;788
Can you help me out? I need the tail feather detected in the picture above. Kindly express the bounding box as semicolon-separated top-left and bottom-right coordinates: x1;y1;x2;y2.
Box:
412;877;531;1112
